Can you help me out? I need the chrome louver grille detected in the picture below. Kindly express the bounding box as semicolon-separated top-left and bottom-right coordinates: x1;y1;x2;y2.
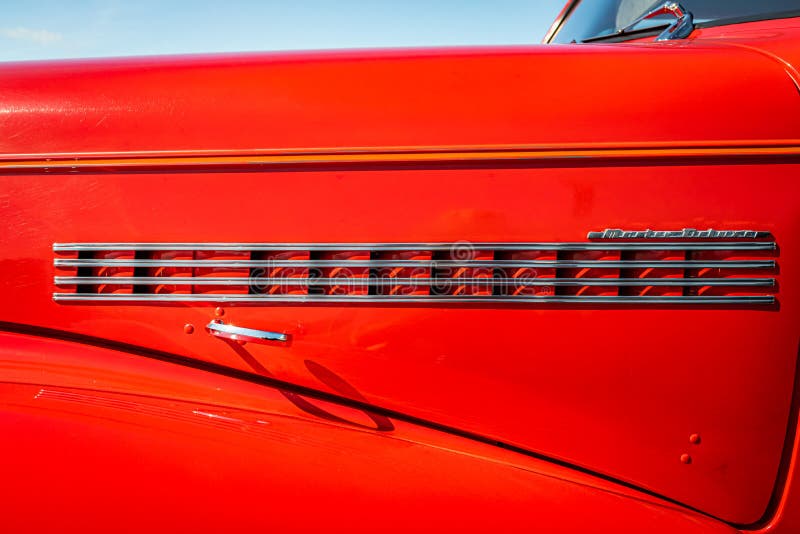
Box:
53;239;777;304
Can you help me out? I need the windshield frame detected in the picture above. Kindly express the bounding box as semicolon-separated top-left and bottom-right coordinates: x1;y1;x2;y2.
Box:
543;0;800;44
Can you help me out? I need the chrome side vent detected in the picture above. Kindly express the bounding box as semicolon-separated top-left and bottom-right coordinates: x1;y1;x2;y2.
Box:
53;239;777;304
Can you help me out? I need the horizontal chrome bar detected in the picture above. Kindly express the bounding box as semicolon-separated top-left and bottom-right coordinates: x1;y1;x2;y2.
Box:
53;241;776;252
52;293;775;304
54;258;776;269
54;276;776;287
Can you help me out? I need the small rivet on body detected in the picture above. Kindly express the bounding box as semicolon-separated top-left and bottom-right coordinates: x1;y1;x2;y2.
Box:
183;324;194;334
215;307;225;317
680;453;692;464
689;433;701;445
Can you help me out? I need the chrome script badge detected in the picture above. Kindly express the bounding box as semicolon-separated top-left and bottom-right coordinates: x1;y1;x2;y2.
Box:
587;228;770;239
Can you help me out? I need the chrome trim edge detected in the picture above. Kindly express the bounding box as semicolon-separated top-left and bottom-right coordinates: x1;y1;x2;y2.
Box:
53;241;777;252
53;293;776;304
54;276;776;287
54;259;776;269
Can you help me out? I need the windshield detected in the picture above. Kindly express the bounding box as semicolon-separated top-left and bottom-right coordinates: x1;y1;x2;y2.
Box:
550;0;800;43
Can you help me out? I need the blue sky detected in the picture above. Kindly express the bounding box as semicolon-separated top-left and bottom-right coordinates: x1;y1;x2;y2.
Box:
0;1;565;61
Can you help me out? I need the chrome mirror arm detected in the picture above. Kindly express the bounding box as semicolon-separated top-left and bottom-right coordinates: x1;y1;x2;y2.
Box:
619;2;694;41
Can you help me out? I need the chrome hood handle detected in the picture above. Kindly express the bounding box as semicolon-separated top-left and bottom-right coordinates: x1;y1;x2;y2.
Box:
206;320;288;344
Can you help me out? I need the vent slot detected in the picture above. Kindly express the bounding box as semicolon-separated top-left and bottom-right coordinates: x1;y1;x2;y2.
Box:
558;249;621;296
53;240;778;304
250;250;310;295
376;250;432;296
498;250;556;297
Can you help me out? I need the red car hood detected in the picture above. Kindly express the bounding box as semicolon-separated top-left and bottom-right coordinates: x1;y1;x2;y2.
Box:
0;331;740;533
0;27;799;527
0;40;798;155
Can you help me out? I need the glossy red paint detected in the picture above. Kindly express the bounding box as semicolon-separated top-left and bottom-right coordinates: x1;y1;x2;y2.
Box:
4;157;797;526
0;43;799;153
1;14;799;531
0;331;739;533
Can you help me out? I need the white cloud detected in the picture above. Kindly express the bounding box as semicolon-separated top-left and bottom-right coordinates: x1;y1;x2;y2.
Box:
0;27;62;45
